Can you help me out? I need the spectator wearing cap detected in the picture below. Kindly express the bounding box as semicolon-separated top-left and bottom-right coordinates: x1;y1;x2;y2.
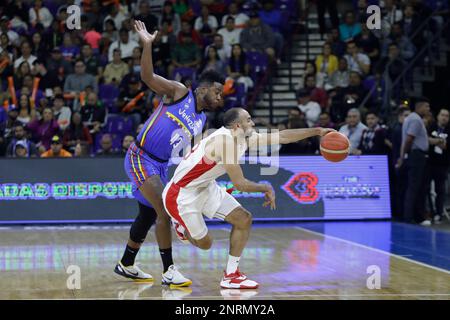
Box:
169;32;201;78
117;75;146;129
14;41;37;70
397;97;431;225
63;112;93;154
11;140;30;158
339;108;368;154
52;94;72;131
64;60;98;95
46;47;73;82
29;0;53;29
108;28;139;62
41;135;72;158
0;105;22;155
240;11;276;61
344;40;370;76
339;10;362;42
5;124;38;157
96;133;120;157
297;89;322;128
103;49;130;85
218;17;242;48
221;1;250;29
27;107;60;153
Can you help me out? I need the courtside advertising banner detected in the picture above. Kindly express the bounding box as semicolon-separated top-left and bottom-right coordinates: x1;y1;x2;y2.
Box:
0;156;391;223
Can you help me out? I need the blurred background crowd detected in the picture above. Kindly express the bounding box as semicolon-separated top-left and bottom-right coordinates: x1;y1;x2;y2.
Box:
0;0;449;225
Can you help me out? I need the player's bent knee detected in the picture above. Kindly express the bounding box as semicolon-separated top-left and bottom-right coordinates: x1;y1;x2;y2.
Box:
195;234;213;250
232;208;253;229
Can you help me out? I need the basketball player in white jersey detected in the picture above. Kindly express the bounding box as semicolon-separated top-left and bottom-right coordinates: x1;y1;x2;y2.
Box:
162;107;335;289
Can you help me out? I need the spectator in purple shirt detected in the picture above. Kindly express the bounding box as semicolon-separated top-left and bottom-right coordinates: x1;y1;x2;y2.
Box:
27;107;60;153
60;34;80;63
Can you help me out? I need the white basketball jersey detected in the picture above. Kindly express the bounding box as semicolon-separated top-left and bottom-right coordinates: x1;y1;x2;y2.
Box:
171;127;248;188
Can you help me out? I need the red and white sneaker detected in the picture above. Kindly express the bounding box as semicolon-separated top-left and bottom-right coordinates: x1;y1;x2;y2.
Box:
171;219;189;244
220;269;259;289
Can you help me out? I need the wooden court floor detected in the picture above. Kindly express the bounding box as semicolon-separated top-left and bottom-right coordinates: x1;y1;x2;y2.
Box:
0;224;449;300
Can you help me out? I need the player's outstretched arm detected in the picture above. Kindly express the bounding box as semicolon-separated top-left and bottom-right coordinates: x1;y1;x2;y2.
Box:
135;20;188;101
223;163;276;210
248;127;336;147
207;136;275;209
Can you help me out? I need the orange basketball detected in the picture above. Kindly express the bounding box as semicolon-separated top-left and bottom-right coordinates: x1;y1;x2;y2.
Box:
320;132;350;162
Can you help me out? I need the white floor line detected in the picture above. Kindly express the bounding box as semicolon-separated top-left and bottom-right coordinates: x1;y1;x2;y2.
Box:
294;227;450;275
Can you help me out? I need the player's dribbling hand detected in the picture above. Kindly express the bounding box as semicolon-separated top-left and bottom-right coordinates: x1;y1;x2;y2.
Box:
318;128;336;136
263;187;276;210
134;20;158;44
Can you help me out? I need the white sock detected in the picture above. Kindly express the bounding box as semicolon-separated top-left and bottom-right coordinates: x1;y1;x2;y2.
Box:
226;255;240;274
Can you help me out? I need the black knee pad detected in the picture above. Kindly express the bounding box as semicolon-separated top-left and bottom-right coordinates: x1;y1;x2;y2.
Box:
129;202;157;243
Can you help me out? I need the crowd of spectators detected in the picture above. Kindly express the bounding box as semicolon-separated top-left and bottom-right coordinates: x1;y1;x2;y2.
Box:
0;0;294;158
0;0;449;226
265;0;448;225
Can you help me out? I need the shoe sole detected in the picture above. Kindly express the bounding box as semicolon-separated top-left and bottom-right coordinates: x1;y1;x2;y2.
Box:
114;266;154;282
162;280;193;287
220;281;259;289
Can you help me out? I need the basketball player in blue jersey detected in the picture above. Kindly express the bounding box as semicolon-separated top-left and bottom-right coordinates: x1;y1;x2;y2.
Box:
114;20;224;286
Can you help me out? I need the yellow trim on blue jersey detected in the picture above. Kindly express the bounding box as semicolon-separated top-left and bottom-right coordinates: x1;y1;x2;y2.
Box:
165;111;192;138
136;153;147;180
130;151;143;185
140;104;164;146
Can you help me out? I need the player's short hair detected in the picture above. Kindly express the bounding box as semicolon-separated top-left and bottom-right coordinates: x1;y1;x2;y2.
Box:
223;107;244;127
198;70;225;87
414;96;430;109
